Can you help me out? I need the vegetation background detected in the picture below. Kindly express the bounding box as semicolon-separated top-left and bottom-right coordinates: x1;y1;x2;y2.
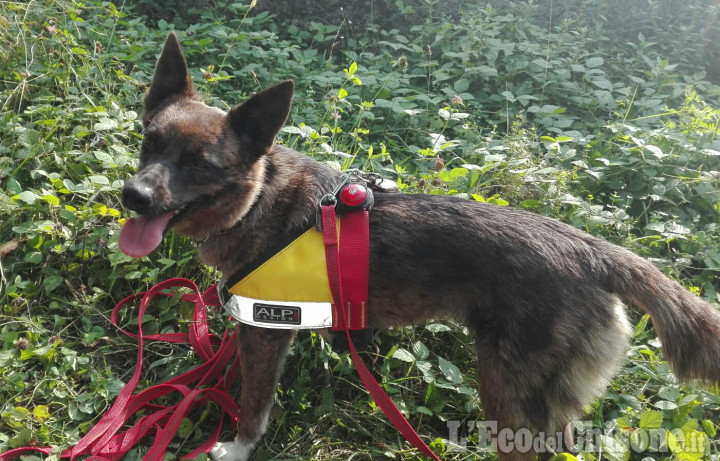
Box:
1;0;719;459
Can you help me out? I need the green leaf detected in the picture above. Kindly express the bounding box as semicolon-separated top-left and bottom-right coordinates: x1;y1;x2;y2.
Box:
477;65;498;77
9;427;32;449
412;341;429;360
678;394;698;407
18;128;39;148
702;419;716;437
415;406;433;416
599;434;627;461
88;175;110;185
93;151;115;165
10;406;31;420
702;250;720;269
519;199;541;209
643;144;665;158
552;454;579;461
501;90;515;102
454;78;470;93
619;394;642;409
33;405;50;422
14;191;39;204
107;380;126;397
667;430;683;454
646;222;665;233
42;194;60;206
586;56;604;68
437;356;463;384
94;117;119;131
653;400;678;411
658;386;680;401
592;78;613;90
392;348;415;363
638;410;663;429
634;314;649;337
426;323;451;333
24;252;43;264
177;417;194;438
416;360;434;382
43;275;64;294
7;178;22;195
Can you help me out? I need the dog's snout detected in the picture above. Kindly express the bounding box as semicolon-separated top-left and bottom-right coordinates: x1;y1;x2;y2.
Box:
122;182;154;213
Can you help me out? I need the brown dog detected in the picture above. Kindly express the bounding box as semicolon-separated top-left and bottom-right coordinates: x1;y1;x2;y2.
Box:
119;33;720;461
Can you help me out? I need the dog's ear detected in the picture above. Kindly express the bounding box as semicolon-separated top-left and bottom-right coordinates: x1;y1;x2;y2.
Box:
144;32;196;120
228;80;295;153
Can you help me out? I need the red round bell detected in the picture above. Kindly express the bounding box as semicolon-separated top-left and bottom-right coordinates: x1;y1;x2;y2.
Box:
340;184;368;206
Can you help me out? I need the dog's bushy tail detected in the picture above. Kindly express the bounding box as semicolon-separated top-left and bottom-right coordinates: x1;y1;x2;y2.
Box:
607;246;720;383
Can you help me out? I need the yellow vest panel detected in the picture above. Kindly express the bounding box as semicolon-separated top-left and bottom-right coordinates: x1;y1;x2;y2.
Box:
227;221;341;303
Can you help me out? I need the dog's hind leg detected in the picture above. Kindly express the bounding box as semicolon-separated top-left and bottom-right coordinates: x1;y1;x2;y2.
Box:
475;355;545;461
211;325;295;461
474;295;631;461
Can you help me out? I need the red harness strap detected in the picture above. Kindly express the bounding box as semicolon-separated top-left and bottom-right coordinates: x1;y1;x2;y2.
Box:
0;279;240;461
321;204;443;461
330;209;369;330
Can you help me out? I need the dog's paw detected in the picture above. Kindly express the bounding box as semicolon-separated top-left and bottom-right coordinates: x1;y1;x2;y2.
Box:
209;437;255;461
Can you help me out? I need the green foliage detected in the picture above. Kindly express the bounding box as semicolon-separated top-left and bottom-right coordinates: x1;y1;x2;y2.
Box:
1;0;719;459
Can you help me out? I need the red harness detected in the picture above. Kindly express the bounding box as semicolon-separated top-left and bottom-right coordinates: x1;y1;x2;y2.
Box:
321;192;443;461
0;181;442;461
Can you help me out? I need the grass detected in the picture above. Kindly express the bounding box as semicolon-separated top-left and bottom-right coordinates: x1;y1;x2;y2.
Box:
1;0;719;460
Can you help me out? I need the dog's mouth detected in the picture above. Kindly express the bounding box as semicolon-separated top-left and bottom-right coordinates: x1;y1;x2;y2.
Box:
118;207;193;258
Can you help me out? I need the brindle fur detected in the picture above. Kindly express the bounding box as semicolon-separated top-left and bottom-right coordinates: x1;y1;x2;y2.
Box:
122;33;720;461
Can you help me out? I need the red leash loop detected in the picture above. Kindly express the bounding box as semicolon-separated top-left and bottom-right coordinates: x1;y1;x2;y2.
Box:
321;205;443;461
0;278;239;461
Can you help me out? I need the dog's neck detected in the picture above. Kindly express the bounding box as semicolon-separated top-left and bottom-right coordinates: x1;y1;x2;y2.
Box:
194;146;342;278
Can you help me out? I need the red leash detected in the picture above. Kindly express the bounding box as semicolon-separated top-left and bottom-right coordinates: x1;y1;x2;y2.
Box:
0;279;240;461
322;203;443;461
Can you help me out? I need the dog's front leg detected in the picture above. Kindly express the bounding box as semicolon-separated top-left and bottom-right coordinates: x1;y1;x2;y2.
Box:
210;325;295;461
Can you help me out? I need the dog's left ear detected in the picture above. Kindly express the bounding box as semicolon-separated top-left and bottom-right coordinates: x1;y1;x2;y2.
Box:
228;80;294;153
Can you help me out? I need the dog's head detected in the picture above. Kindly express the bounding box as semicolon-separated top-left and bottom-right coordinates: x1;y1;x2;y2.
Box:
119;32;293;257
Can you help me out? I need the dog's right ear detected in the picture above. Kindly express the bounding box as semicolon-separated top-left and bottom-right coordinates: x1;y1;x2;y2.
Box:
228;80;295;154
144;32;196;122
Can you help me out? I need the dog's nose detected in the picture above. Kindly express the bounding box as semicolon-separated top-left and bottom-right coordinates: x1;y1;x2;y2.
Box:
122;182;154;213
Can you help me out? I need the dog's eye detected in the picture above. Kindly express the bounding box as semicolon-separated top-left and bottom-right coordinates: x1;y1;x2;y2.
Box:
142;135;157;151
190;158;211;170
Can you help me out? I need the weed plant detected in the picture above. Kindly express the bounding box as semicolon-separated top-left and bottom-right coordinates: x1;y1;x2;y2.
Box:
1;1;719;460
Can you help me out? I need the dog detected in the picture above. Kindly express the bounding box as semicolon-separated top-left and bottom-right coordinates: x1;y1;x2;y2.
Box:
119;32;720;461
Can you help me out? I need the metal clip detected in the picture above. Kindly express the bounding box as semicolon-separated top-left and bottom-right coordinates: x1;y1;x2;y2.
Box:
317;174;348;231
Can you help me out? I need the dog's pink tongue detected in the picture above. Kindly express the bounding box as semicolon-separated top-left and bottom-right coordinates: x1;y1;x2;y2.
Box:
119;213;174;257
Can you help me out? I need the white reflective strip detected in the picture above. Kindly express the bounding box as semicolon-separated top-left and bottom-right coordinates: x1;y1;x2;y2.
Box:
223;293;333;330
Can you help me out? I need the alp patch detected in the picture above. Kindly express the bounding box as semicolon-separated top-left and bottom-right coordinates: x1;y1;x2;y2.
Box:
253;303;301;326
